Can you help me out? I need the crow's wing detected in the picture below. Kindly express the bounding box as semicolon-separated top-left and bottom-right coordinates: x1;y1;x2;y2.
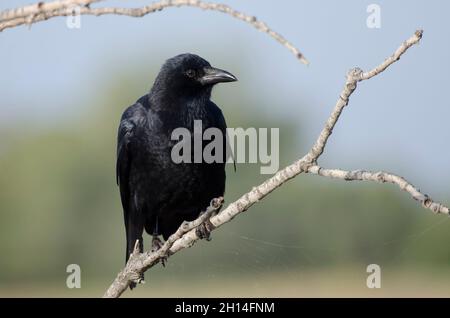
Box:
116;99;147;239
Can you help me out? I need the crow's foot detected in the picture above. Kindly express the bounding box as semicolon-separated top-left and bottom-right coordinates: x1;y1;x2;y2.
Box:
196;219;215;241
152;236;167;267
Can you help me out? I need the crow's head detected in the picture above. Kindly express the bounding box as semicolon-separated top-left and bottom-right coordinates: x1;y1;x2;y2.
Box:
152;53;237;98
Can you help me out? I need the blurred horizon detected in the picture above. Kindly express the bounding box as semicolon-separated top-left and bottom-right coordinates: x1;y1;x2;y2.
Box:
0;0;449;297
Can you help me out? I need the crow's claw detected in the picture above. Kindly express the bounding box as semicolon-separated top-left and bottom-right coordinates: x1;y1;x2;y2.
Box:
152;236;167;267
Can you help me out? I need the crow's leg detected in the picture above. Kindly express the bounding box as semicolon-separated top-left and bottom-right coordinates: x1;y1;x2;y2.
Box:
152;217;167;267
151;236;167;267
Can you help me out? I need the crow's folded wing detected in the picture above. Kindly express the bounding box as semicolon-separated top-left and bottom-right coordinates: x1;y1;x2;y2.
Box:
116;100;147;219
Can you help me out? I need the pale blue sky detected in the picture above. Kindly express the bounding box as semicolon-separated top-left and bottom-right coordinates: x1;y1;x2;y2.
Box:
1;0;449;195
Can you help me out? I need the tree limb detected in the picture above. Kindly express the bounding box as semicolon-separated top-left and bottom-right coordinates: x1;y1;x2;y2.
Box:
0;0;309;65
306;165;449;215
0;0;101;22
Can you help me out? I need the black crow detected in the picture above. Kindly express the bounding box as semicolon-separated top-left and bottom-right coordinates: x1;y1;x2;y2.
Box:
116;54;236;286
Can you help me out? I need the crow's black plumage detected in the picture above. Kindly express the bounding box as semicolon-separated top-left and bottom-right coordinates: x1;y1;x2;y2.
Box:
116;54;236;283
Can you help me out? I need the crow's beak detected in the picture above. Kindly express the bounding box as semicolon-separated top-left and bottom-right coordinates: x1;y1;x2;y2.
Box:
200;67;237;85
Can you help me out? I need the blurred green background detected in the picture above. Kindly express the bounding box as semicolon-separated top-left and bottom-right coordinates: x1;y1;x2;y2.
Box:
0;0;449;297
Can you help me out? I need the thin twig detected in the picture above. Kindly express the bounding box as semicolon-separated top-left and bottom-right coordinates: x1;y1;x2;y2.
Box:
0;0;101;22
304;30;423;163
306;165;449;215
0;0;309;65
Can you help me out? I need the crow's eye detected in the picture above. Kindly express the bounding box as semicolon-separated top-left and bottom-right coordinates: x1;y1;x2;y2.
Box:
185;69;196;78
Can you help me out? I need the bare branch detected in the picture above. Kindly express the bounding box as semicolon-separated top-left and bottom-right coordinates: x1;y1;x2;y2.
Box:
0;0;101;22
103;197;224;298
102;29;447;297
304;30;423;163
360;30;423;80
0;0;309;65
306;165;449;215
